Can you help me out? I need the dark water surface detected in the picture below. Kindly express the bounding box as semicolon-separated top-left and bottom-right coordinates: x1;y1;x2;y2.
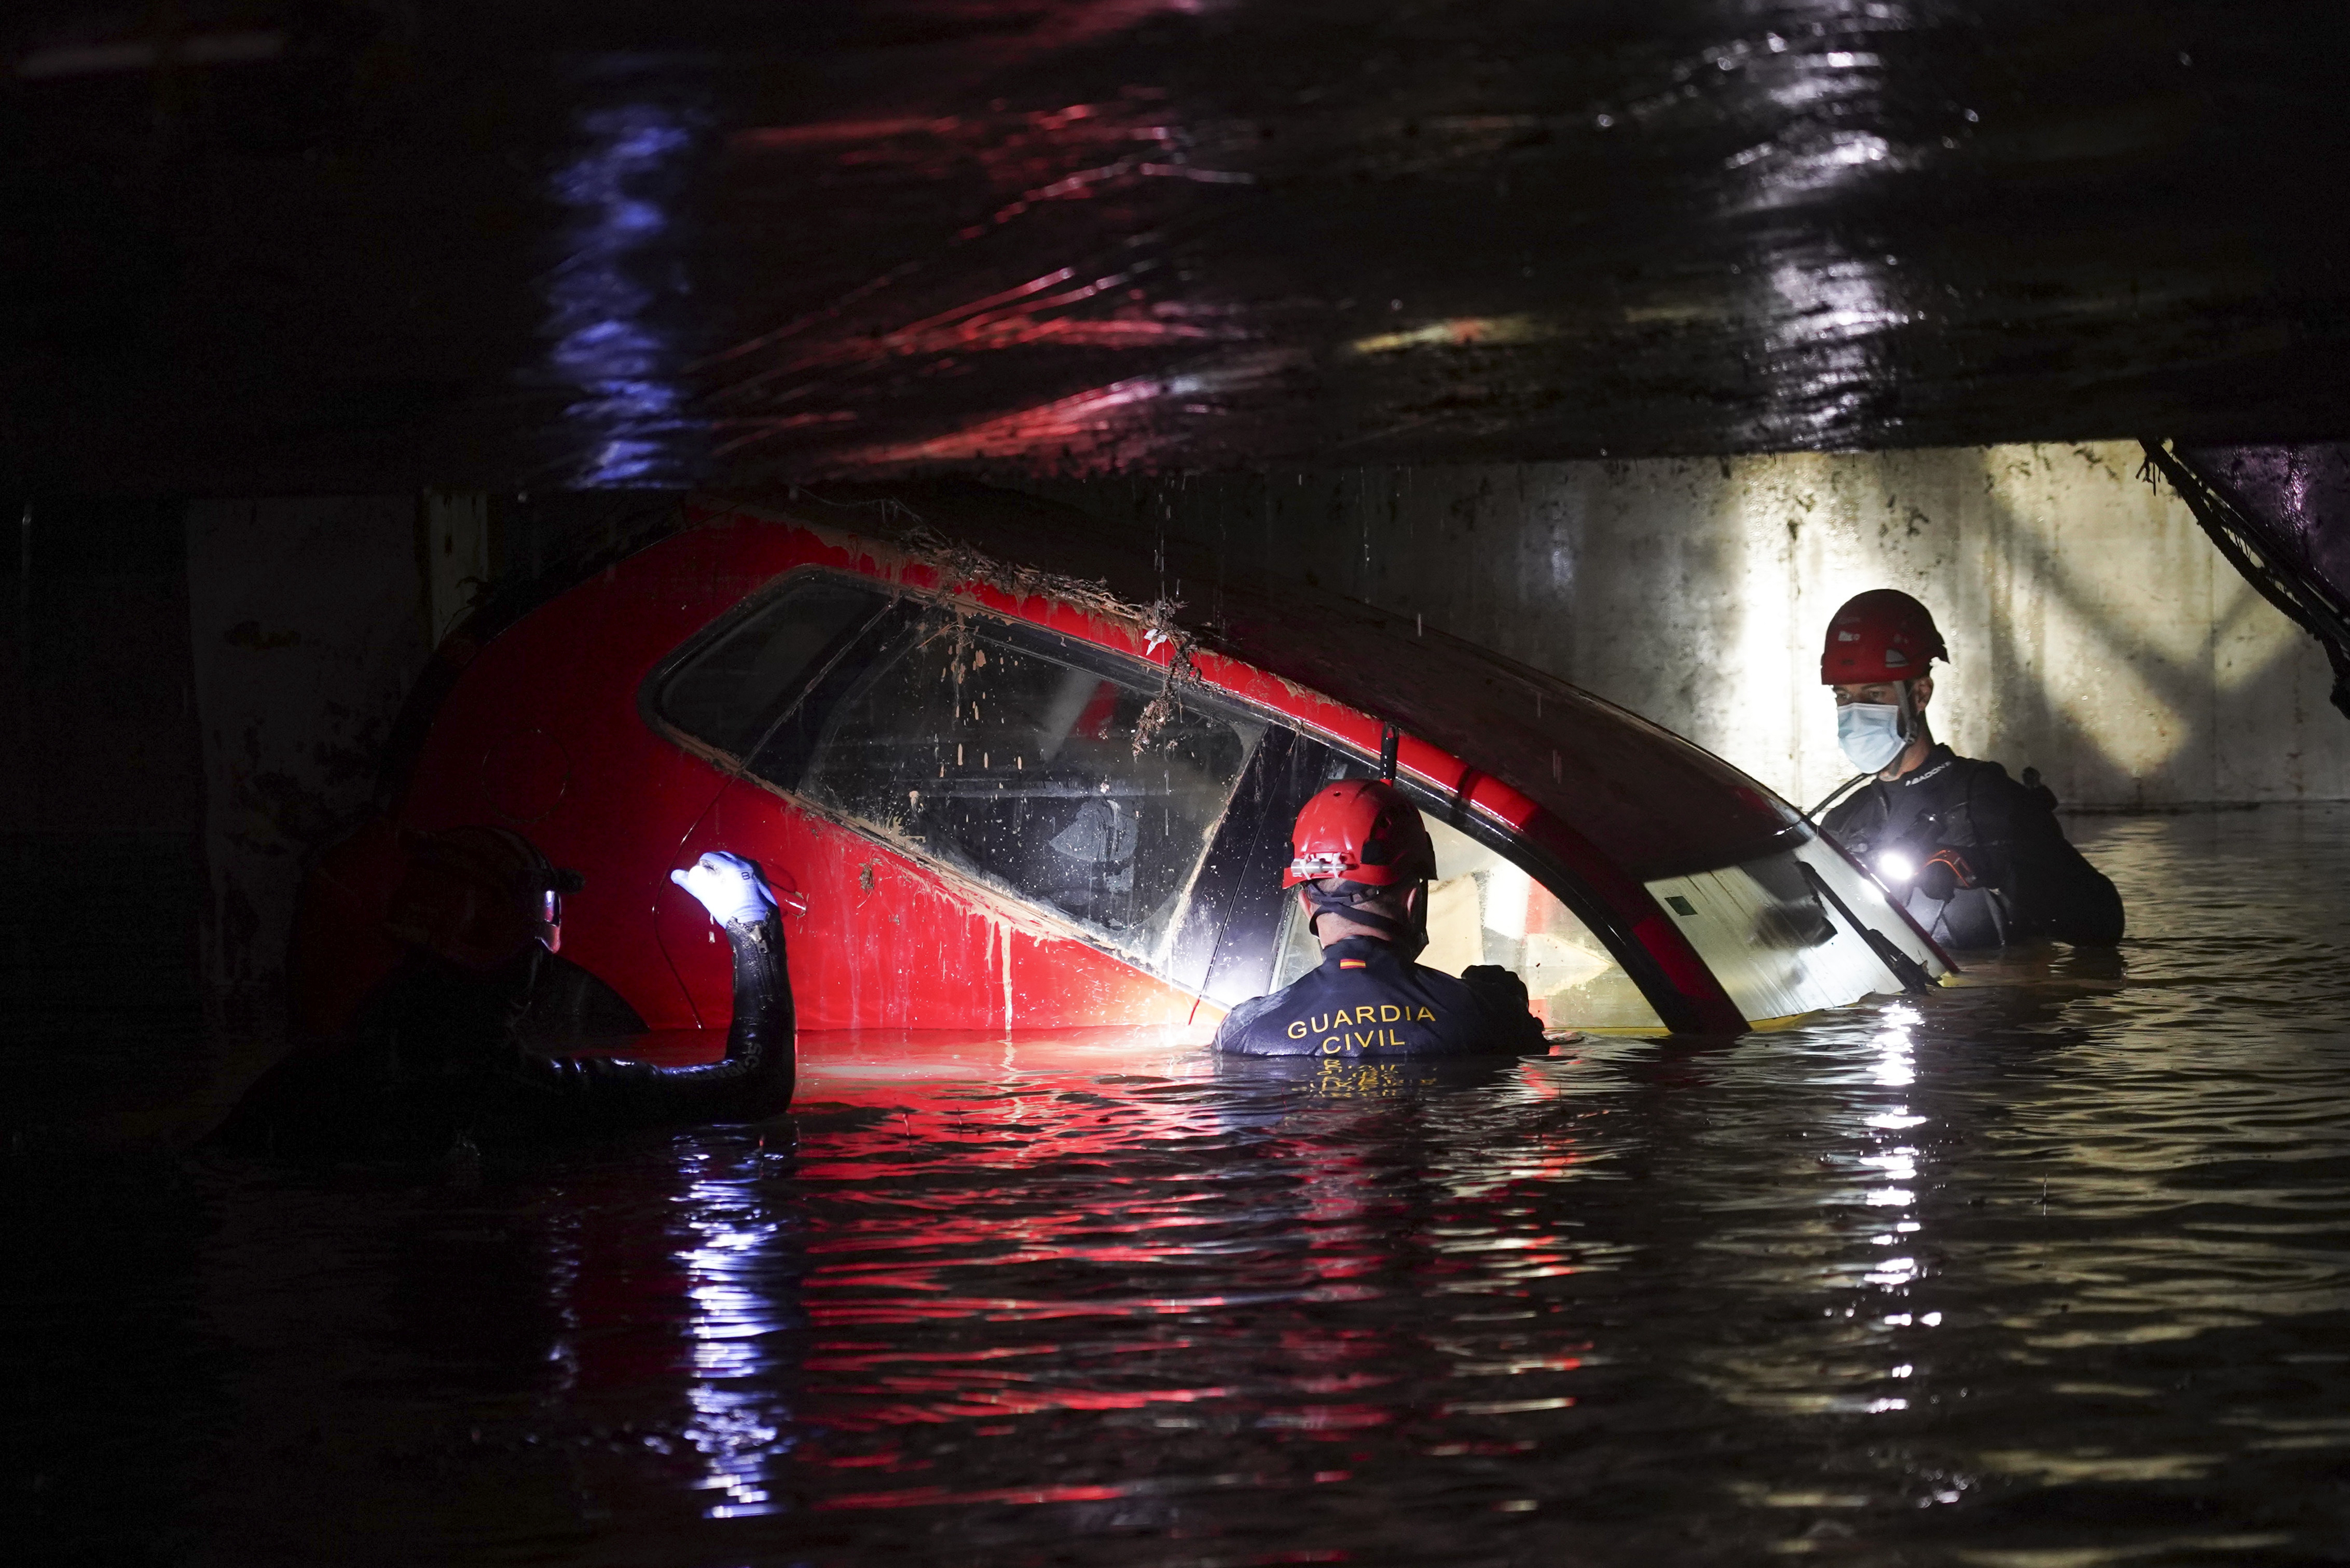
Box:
22;809;2350;1566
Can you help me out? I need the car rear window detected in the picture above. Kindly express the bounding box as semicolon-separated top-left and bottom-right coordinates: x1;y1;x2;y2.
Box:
652;575;887;760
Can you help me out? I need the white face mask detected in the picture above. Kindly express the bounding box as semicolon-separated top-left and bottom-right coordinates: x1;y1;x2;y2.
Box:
1837;702;1908;773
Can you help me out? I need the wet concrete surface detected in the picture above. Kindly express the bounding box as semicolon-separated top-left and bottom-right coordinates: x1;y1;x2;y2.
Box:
18;807;2350;1564
9;2;2350;493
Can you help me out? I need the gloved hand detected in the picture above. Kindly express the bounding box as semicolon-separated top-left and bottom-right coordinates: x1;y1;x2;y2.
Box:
670;851;781;927
1918;847;1976;902
1460;963;1545;1047
1461;963;1532;1014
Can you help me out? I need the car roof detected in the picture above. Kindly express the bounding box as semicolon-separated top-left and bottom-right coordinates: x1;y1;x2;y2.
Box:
700;482;1802;881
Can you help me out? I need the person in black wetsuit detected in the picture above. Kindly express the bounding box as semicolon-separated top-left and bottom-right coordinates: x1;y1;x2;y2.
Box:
1214;779;1547;1057
1817;590;2124;950
224;828;797;1151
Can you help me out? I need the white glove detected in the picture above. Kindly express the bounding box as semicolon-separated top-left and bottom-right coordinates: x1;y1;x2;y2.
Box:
670;851;777;927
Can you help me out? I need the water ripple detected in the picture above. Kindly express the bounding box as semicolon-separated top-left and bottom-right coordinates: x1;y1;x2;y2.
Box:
26;808;2350;1564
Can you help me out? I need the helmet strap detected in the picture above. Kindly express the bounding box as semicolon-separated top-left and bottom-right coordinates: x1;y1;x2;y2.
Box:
1896;677;1935;745
1304;881;1428;962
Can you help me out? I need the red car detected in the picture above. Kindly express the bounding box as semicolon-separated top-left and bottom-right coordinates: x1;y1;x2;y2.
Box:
291;485;1948;1065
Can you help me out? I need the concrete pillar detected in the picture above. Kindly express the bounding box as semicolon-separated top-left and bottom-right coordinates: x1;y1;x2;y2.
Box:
184;498;432;1035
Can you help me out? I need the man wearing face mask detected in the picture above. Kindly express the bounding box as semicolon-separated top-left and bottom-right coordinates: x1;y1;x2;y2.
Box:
1816;589;2124;949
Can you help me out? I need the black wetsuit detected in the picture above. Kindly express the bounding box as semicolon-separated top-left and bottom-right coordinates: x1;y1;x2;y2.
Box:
499;913;797;1129
1821;744;2124;948
1213;936;1546;1057
224;912;795;1150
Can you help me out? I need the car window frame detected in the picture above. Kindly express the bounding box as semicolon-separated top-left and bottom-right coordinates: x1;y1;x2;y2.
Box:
641;568;1275;991
642;568;1706;1030
636;566;902;780
1275;739;1701;1034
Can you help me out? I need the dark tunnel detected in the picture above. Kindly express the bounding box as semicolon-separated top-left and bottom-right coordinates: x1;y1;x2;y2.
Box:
14;4;2350;1564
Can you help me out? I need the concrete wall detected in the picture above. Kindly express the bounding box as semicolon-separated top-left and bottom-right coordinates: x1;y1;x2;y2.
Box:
184;498;439;1029
1030;441;2350;811
177;490;642;1035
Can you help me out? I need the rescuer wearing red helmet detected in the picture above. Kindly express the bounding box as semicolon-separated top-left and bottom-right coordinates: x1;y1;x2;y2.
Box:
1817;590;2123;948
1213;778;1546;1056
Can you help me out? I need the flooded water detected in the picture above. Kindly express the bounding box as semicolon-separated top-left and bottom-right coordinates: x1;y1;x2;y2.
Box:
21;807;2350;1566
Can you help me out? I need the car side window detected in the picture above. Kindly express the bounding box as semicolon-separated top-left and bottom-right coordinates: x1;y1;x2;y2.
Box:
651;575;889;761
794;610;1265;966
1272;787;1664;1033
1417;815;1663;1030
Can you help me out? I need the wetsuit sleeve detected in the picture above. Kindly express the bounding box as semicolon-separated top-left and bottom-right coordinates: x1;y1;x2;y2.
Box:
1459;964;1549;1048
1962;768;2124;944
503;914;797;1123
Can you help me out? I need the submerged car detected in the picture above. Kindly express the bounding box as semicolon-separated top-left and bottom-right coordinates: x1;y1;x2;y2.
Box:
291;485;1949;1059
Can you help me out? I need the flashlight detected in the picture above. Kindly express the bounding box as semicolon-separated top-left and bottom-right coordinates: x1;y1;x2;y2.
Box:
1875;849;1917;885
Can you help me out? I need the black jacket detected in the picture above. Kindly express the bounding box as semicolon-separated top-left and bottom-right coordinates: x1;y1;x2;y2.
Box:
1821;745;2124;948
1213;936;1547;1057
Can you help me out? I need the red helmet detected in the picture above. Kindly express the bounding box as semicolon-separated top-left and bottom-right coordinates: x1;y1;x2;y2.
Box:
1284;779;1437;889
1821;589;1947;684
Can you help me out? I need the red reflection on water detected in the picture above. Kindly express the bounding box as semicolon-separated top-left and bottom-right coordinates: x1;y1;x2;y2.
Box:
558;1032;1596;1520
695;79;1274;473
822;1381;1233;1430
816;1479;1129;1510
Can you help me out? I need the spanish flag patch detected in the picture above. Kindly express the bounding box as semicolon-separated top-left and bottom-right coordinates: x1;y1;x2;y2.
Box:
1339;959;1367;969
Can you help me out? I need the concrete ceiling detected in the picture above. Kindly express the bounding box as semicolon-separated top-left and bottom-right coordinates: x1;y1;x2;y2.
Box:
8;1;2350;493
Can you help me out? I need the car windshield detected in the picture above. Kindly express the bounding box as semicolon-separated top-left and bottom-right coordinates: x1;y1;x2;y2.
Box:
1642;834;1934;1025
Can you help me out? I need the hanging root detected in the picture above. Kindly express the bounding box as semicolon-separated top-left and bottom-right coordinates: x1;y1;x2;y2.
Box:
894;524;1199;755
1130;600;1197;757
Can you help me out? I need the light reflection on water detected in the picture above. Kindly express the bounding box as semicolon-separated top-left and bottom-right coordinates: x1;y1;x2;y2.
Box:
677;1150;801;1517
30;808;2350;1564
